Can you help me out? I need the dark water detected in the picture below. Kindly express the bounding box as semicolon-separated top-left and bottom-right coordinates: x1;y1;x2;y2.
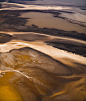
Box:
30;0;86;6
9;0;86;6
43;0;86;6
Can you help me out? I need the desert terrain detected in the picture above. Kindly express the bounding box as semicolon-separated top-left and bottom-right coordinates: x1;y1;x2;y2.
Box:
0;2;86;101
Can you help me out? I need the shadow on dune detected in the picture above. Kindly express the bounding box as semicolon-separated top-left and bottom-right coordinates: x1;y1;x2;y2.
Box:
0;33;12;43
12;33;86;56
0;47;86;101
45;38;86;57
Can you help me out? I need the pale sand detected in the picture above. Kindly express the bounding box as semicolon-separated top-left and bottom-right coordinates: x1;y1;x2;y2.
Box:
0;39;86;66
1;44;86;101
0;2;71;10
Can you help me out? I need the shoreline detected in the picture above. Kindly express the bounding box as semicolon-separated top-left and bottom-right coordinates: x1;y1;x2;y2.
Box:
0;31;86;57
0;9;86;27
0;8;86;57
0;2;86;27
0;2;86;101
0;39;86;65
0;10;86;39
0;3;86;57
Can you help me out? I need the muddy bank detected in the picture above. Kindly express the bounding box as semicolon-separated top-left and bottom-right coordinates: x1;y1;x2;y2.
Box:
12;33;48;42
0;33;12;43
0;10;86;41
45;38;86;57
11;33;86;57
0;31;86;56
0;2;86;27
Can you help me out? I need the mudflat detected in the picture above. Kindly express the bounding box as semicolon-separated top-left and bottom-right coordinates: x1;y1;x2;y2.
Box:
0;2;86;101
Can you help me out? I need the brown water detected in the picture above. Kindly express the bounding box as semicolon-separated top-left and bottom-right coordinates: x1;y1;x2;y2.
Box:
20;12;86;34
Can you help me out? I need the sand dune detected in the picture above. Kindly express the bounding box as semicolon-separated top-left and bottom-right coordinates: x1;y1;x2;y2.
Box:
0;40;86;101
0;2;86;101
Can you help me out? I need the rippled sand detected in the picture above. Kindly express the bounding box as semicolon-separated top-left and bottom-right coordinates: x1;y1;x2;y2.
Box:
0;46;86;101
0;32;86;101
0;2;86;101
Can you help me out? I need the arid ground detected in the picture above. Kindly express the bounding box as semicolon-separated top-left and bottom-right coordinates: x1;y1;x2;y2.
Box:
0;2;86;101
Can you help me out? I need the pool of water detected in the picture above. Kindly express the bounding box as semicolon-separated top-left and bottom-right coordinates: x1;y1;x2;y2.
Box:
20;12;86;34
